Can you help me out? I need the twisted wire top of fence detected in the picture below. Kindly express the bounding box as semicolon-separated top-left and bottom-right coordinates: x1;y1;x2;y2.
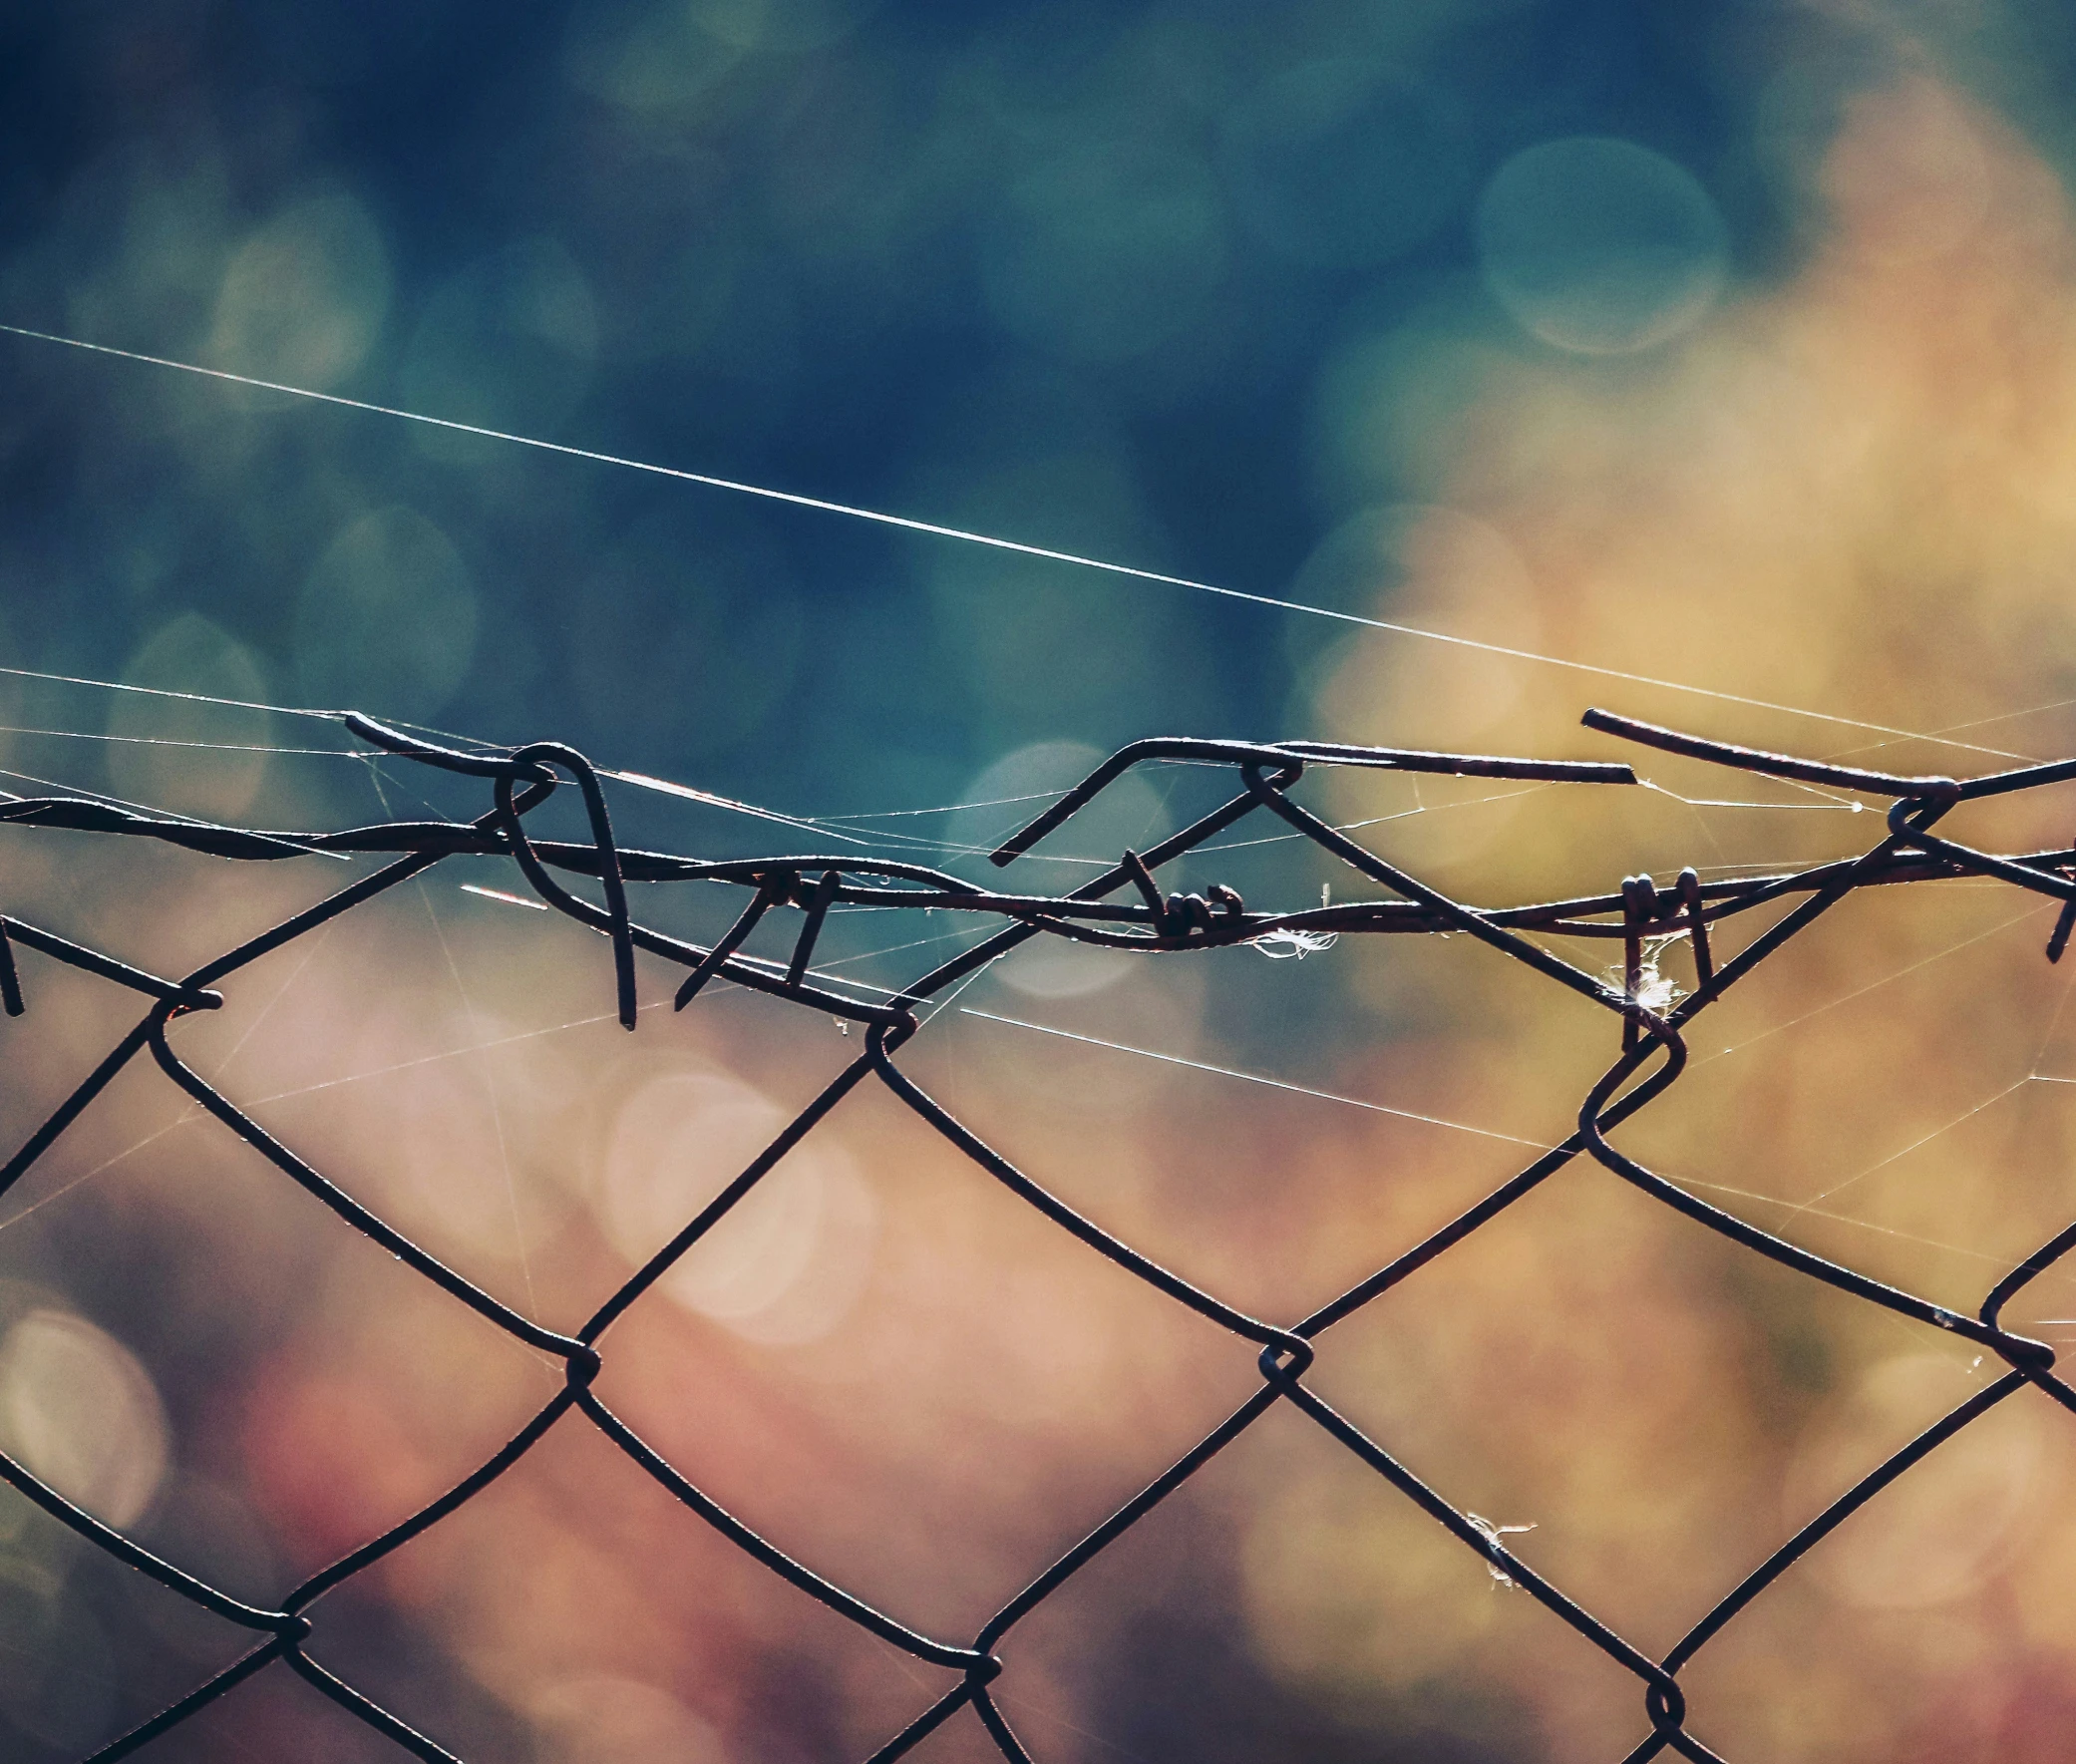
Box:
1;702;2073;1763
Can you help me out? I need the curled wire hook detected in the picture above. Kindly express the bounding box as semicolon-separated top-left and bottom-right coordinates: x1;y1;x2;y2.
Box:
494;748;639;1029
350;714;640;1028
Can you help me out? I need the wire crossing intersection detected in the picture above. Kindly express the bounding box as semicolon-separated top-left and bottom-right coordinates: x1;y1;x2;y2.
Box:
2;706;2075;1762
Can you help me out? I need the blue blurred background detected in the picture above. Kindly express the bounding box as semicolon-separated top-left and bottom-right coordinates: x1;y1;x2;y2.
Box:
10;0;2061;805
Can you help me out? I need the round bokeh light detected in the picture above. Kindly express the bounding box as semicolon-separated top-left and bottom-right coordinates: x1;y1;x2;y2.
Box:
1476;136;1728;354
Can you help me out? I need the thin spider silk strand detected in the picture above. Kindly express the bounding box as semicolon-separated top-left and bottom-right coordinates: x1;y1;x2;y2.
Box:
0;321;2035;759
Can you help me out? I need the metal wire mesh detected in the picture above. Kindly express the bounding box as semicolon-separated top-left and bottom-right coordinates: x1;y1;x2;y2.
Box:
2;702;2074;1763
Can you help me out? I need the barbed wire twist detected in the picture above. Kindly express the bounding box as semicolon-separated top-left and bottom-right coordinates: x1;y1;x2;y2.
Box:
2;704;2073;1761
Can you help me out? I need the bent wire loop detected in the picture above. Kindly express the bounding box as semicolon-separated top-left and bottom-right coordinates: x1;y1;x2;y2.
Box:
0;706;2069;1761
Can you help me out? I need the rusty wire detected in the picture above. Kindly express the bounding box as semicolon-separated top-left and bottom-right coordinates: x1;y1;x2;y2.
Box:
2;702;2074;1762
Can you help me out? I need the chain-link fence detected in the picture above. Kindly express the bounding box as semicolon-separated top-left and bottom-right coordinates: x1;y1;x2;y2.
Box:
2;704;2073;1763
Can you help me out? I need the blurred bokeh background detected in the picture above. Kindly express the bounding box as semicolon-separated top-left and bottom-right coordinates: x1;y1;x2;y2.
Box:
8;0;2076;1759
